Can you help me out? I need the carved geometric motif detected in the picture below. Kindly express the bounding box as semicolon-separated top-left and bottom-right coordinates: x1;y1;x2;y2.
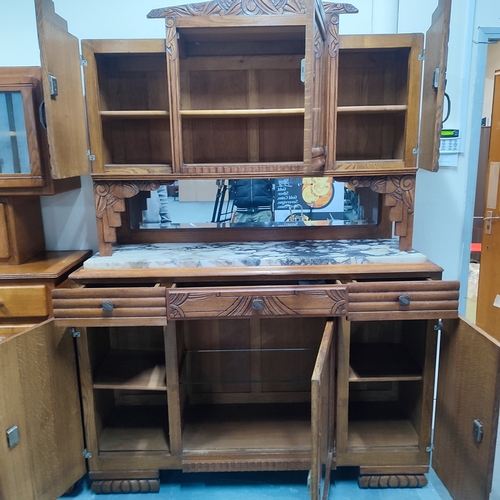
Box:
168;287;346;318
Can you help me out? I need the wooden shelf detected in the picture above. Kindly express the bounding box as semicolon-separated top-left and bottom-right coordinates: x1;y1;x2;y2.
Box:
337;105;407;114
181;108;305;118
93;350;166;391
347;401;419;449
100;110;169;120
349;343;422;382
99;405;169;452
348;419;419;449
182;403;311;453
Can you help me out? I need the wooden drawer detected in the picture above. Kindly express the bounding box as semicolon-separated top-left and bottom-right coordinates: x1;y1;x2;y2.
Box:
0;285;49;319
347;280;460;321
52;285;167;326
167;284;347;319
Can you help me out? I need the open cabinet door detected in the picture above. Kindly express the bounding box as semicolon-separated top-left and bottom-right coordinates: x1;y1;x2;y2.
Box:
303;0;330;173
35;0;89;179
310;321;335;500
0;320;86;500
433;316;500;500
418;0;451;172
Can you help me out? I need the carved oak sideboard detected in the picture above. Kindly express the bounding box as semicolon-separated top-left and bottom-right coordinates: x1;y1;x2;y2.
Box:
42;241;500;500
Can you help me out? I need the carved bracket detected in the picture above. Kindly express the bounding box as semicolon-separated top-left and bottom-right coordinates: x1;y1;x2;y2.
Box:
346;175;415;251
94;180;161;256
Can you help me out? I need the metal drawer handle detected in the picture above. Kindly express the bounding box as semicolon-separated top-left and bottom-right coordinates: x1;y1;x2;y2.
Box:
101;300;114;312
398;295;411;306
252;299;264;311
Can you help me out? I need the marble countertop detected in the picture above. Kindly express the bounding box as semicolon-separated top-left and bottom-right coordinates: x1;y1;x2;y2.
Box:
83;240;428;270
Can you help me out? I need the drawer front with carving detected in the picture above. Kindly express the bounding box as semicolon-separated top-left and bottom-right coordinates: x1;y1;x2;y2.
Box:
167;285;347;319
52;286;167;326
0;285;48;319
347;281;460;321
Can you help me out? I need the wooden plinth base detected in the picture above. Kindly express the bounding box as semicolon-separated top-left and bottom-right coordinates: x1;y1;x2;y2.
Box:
358;474;428;489
91;479;160;494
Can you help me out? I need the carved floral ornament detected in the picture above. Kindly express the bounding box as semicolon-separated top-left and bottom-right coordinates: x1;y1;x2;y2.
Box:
148;0;358;18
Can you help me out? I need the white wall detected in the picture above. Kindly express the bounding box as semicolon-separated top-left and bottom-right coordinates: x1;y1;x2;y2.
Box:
1;0;494;308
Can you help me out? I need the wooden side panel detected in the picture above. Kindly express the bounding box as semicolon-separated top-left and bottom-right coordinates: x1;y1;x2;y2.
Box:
433;317;500;500
35;0;89;178
418;0;451;172
0;321;86;500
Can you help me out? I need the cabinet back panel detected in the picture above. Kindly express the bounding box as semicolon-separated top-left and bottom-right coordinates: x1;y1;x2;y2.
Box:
336;113;405;161
179;26;305;56
185;70;248;110
255;69;303;108
258;116;304;162
183;118;248;163
102;119;171;164
96;54;168;111
338;49;410;106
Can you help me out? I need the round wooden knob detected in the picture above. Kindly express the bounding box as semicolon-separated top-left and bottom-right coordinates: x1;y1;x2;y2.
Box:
398;295;411;306
101;300;114;312
252;299;264;311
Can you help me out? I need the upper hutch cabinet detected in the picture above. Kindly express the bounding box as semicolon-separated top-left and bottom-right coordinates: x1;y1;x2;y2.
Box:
82;0;356;180
330;0;451;176
0;0;89;196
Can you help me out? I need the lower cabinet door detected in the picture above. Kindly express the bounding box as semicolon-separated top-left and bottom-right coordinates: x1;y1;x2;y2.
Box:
434;316;500;500
311;321;335;500
0;320;86;500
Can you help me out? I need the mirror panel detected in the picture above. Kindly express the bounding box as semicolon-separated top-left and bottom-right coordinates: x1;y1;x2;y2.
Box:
131;178;379;230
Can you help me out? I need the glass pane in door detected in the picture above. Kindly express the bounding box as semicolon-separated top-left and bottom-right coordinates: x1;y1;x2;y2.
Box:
0;91;30;174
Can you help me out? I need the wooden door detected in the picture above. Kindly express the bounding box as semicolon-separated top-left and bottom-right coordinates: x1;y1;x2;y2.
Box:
303;0;329;173
433;316;500;500
0;320;86;500
310;321;335;500
418;0;452;172
35;0;89;179
477;70;500;339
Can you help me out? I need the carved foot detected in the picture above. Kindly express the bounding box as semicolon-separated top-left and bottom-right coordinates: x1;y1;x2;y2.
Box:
90;479;160;494
359;474;428;489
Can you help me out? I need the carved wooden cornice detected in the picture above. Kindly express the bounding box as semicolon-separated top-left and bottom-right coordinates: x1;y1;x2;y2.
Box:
94;180;161;256
148;0;307;19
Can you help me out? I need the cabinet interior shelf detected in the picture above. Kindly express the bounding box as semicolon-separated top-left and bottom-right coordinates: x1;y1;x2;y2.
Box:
93;349;166;391
100;110;169;119
182;403;311;453
337;105;407;114
347;401;419;449
99;405;170;452
180;108;305;118
349;343;422;382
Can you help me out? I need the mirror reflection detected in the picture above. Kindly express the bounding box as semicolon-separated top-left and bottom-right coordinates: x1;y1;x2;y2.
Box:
133;178;378;229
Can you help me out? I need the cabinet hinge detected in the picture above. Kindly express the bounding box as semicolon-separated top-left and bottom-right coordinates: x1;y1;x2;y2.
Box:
80;56;88;67
82;449;92;459
70;327;81;338
87;151;96;161
418;52;425;61
412;147;419;154
434;319;443;331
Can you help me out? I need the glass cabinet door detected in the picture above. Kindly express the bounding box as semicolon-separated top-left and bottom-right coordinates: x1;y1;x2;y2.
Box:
0;75;44;189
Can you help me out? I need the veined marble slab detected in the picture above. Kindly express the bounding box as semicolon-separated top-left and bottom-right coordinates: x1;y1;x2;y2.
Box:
84;240;428;270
